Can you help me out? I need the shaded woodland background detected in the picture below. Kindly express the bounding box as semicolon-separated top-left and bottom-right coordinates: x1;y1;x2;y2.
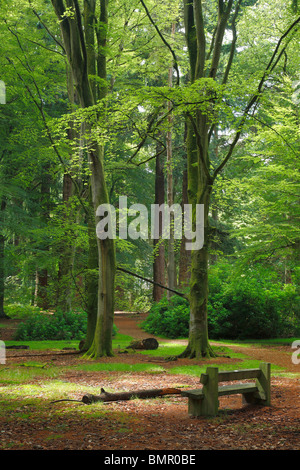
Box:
0;0;299;344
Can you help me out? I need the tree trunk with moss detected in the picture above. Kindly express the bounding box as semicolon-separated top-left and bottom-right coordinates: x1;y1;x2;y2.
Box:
0;198;7;318
181;0;235;358
183;115;214;358
51;0;115;357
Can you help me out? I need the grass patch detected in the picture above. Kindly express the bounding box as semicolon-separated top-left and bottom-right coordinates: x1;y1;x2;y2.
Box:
4;335;298;353
4;340;80;350
0;379;98;404
212;338;299;347
139;341;187;358
4;333;133;352
167;360;285;376
75;362;165;374
138;341;237;359
0;363;60;384
112;334;134;350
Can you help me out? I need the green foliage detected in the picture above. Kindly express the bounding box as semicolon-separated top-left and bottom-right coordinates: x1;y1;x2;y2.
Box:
141;295;190;339
142;261;299;340
14;310;88;341
207;262;300;339
4;303;42;319
14;308;119;341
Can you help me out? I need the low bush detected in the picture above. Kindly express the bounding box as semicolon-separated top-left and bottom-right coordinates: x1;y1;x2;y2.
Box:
4;303;42;319
14;309;119;341
14;310;88;341
141;295;190;339
142;262;300;340
208;263;300;339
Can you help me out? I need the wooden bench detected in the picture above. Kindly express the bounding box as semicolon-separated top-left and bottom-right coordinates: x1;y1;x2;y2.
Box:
182;362;271;417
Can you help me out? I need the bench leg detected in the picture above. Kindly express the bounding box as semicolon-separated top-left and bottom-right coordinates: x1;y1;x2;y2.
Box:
188;397;219;417
256;362;271;405
187;368;219;417
200;367;219;417
242;392;259;404
242;363;271;406
188;398;203;417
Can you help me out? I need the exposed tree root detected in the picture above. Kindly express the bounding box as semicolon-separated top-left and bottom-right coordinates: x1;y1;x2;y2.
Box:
178;343;216;359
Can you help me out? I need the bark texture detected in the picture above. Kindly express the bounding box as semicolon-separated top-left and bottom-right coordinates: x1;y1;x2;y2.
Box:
51;0;115;357
82;387;182;404
182;0;236;358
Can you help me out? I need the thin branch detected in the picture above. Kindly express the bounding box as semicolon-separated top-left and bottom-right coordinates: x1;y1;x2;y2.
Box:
126;105;166;164
136;146;166;166
222;0;242;85
117;267;187;299
251;115;298;157
29;1;65;52
24;37;66;57
209;0;233;79
139;0;180;86
213;15;300;180
206;24;217;62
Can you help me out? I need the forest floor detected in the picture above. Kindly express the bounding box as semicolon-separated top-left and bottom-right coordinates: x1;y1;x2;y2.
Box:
0;313;299;454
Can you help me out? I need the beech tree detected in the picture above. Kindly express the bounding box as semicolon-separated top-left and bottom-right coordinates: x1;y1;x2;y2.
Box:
179;0;300;357
1;0;299;355
50;0;116;357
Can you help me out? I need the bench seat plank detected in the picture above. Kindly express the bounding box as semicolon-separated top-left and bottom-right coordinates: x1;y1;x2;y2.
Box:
182;382;259;400
181;389;204;399
217;369;261;382
217;383;258;396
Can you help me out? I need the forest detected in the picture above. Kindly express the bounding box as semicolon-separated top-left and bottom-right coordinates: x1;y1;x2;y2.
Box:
1;0;299;354
0;0;299;453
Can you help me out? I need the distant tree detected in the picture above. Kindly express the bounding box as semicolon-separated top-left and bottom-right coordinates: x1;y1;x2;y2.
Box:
179;0;300;357
50;0;116;357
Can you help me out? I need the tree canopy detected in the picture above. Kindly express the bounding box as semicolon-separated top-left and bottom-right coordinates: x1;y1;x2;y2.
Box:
1;0;299;355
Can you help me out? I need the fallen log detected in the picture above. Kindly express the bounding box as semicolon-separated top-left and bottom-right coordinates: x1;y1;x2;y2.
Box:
81;387;182;404
127;338;159;350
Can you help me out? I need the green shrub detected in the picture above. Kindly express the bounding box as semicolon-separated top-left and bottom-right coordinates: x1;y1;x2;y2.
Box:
207;263;300;339
5;303;42;319
14;309;119;341
142;261;300;340
14;310;88;341
141;295;190;339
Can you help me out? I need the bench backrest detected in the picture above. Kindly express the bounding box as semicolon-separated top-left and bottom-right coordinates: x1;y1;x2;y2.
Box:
200;368;261;385
199;362;271;407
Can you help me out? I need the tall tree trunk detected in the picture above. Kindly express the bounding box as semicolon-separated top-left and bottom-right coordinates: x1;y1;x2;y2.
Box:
0;198;7;318
178;152;190;288
182;112;214;358
51;0;115;357
36;168;51;310
181;0;234;358
166;24;176;298
153;147;165;302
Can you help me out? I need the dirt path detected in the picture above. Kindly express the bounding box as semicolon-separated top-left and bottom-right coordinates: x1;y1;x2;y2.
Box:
114;312;299;373
1;314;299;451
